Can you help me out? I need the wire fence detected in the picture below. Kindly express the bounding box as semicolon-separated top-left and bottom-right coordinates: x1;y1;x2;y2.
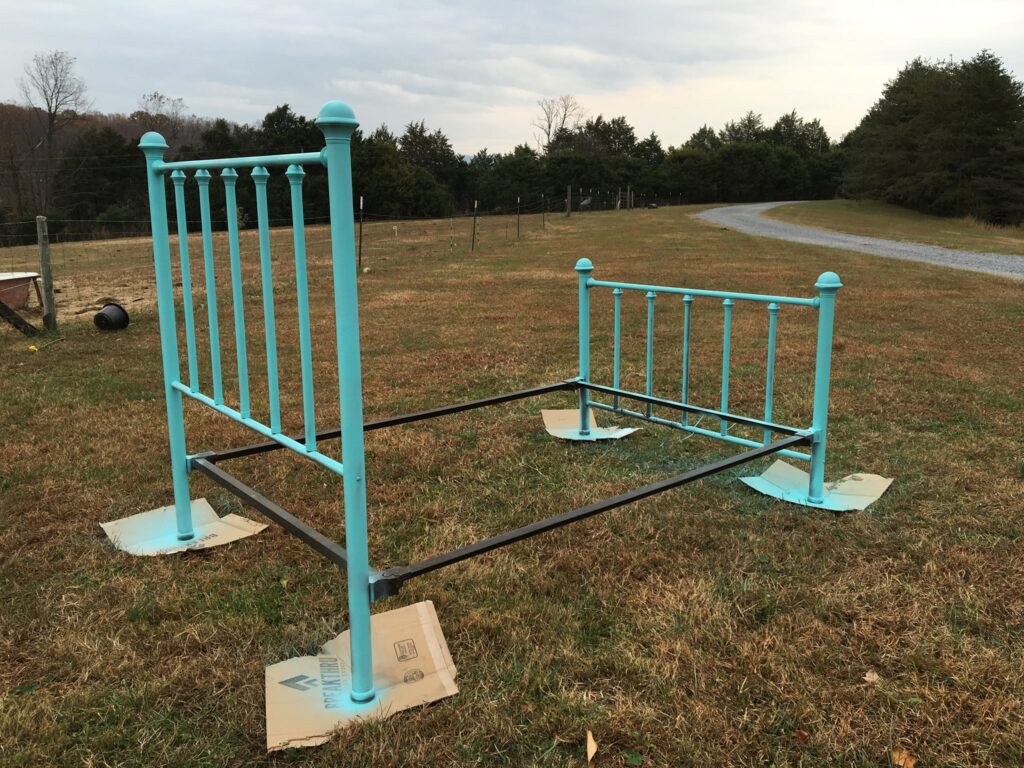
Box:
0;193;687;327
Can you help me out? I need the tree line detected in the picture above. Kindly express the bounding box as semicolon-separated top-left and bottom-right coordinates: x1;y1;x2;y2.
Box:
844;50;1024;225
2;49;1021;245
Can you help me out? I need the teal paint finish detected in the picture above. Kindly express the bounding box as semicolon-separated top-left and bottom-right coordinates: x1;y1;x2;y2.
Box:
681;294;693;427
286;164;317;452
195;170;224;405
318;100;376;704
808;272;842;502
592;401;811;462
740;472;855;510
172;383;344;475
252;166;281;434
138;109;845;731
720;299;733;436
170;171;199;392
645;291;656;418
222;168;251;419
587;386;803;440
575;258;593;436
589;279;817;307
139;132;194;541
612;288;622;410
142;101;383;703
763;303;779;446
583;261;842;506
158;151;323;172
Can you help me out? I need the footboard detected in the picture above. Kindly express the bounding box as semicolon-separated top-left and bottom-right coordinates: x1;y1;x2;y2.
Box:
574;258;841;505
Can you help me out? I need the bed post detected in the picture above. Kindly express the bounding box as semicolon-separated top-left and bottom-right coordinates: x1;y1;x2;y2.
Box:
140;132;194;541
317;101;376;703
808;271;842;503
576;258;593;436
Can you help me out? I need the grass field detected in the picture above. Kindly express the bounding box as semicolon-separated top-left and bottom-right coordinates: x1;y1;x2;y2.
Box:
765;199;1024;256
2;205;1022;766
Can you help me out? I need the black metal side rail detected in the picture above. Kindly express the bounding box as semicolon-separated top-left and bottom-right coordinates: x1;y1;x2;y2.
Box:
369;432;810;598
186;381;809;601
191;456;380;576
203;381;578;464
202;379;801;465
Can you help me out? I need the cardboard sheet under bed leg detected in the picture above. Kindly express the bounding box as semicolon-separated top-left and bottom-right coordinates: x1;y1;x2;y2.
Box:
265;600;458;752
100;498;266;556
741;460;893;511
541;408;640;441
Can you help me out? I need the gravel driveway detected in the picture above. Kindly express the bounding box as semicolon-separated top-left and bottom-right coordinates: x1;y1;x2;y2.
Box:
695;201;1024;280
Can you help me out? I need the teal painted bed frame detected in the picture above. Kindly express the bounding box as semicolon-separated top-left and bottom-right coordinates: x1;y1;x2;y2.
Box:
138;99;840;711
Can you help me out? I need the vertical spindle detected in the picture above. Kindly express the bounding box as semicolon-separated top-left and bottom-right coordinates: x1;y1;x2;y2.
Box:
170;171;199;392
720;298;733;436
195;170;224;405
287;164;317;452
222;167;250;418
612;287;622;410
252;166;281;434
763;303;779;446
645;291;656;417
681;294;693;426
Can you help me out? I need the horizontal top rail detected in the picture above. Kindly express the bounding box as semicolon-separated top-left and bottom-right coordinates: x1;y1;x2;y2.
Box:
156;151;326;173
587;278;818;307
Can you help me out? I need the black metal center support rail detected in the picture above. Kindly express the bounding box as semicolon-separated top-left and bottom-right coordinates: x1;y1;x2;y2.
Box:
185;380;810;602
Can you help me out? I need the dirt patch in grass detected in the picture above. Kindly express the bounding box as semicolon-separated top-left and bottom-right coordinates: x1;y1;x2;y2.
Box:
2;205;1023;766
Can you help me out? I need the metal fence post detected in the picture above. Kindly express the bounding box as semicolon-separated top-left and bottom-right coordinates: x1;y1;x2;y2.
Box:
576;258;593;436
317;101;376;704
471;200;478;251
358;195;364;272
139;132;194;541
808;272;842;503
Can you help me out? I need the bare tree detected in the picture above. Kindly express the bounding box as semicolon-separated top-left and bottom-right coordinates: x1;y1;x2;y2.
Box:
20;50;91;213
132;91;188;141
532;95;586;149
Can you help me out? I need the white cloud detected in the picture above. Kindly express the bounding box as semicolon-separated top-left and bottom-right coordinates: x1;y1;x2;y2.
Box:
1;0;1021;152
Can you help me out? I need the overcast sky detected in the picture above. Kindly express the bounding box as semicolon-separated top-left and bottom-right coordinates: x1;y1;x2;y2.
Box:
2;1;1022;153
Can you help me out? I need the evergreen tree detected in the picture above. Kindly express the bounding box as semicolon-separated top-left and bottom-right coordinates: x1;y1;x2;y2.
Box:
844;51;1024;224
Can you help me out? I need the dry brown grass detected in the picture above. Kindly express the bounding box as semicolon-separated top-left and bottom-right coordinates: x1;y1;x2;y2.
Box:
1;206;1023;766
765;200;1024;257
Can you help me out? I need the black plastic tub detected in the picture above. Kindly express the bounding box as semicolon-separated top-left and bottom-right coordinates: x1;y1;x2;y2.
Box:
94;302;130;331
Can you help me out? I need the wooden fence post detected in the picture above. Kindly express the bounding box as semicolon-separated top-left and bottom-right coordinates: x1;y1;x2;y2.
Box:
36;215;57;331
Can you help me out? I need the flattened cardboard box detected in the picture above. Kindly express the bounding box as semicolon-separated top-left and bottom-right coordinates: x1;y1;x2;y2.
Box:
101;498;266;555
266;600;458;751
541;408;640;441
741;460;893;511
